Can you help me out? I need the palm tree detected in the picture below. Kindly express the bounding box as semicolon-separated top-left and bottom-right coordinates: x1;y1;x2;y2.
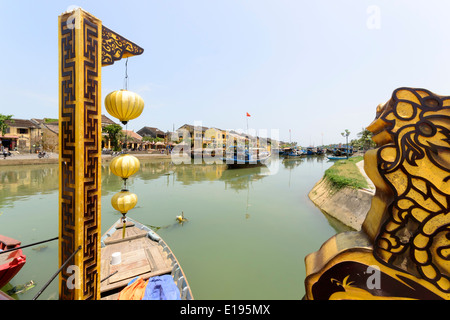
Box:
357;127;375;150
341;129;350;159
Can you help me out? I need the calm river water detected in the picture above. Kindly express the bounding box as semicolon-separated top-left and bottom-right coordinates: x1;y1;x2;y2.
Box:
0;155;349;300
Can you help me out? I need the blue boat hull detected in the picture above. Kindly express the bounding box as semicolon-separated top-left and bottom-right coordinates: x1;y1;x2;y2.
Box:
327;156;348;160
221;155;270;169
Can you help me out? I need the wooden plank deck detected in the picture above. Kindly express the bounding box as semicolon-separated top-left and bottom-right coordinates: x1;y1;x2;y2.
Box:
100;222;173;299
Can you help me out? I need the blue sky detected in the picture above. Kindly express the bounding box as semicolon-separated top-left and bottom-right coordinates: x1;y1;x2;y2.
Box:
1;1;450;146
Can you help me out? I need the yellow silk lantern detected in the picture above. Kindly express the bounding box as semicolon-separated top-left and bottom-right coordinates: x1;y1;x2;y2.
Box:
110;154;140;179
111;190;138;214
105;89;144;124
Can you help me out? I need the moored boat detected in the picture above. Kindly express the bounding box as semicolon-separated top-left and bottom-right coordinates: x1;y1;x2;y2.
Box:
280;147;302;157
0;235;26;289
221;146;270;169
285;148;305;158
327;156;349;160
100;217;193;300
331;146;355;157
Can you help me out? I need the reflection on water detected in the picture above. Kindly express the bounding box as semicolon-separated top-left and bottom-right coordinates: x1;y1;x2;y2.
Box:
0;156;346;300
0;159;277;203
0;165;59;208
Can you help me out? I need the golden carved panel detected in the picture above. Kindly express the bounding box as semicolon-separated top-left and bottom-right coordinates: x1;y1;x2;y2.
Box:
101;26;144;66
305;88;450;300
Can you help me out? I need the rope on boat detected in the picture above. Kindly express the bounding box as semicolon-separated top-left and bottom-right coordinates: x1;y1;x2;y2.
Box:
100;270;118;283
32;245;81;300
0;236;59;255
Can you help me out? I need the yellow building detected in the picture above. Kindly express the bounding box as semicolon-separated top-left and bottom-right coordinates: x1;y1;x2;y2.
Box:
204;127;226;148
0;119;41;153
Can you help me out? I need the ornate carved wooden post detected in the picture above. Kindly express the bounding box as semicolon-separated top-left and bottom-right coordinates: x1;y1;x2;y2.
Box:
58;8;143;300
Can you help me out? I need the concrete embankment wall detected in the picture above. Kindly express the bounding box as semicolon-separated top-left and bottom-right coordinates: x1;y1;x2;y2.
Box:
308;171;374;231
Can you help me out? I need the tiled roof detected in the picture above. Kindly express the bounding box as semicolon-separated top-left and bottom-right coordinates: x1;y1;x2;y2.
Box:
43;122;59;134
122;130;142;141
6;119;38;128
142;126;164;134
102;115;118;126
178;124;209;132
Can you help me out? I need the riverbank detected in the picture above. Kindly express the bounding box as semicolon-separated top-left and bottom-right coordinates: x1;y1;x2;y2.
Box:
308;157;375;231
0;152;172;166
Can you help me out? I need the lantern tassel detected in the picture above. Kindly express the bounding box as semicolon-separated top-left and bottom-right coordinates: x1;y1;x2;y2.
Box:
122;215;127;239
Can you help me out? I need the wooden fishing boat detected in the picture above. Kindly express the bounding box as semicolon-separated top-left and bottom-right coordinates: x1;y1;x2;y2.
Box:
280;147;306;158
286;150;305;158
100;217;193;300
221;146;270;169
0;235;26;289
223;155;271;169
327;156;348;161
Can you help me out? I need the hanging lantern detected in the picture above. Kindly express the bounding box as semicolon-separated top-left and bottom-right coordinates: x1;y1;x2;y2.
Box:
110;154;140;179
111;190;138;214
105;89;144;125
106;62;145;239
111;190;138;239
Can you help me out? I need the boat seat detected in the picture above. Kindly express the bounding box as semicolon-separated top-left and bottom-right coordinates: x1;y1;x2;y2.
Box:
0;235;21;248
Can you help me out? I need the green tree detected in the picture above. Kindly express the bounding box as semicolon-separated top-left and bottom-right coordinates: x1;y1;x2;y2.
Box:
103;124;123;151
0;114;14;136
357;127;376;150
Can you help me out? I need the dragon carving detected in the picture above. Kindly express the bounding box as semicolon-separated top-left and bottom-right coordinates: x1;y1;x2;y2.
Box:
304;88;450;299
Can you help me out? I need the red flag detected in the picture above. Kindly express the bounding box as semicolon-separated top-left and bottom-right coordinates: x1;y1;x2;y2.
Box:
246;112;251;117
